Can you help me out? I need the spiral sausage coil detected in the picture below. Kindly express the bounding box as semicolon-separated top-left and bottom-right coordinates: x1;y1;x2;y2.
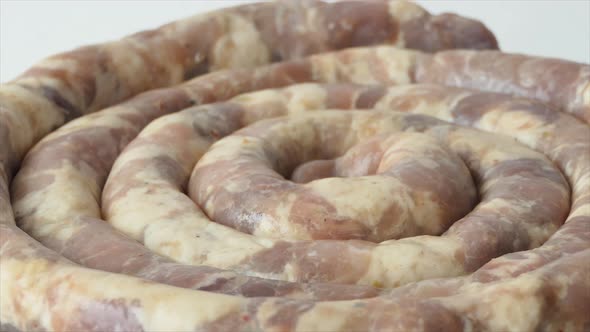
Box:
1;1;589;331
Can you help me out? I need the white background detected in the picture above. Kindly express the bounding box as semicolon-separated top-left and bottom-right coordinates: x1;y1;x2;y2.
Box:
1;0;589;83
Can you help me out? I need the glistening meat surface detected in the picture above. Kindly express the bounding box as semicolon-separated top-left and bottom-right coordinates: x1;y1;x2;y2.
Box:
1;1;588;331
